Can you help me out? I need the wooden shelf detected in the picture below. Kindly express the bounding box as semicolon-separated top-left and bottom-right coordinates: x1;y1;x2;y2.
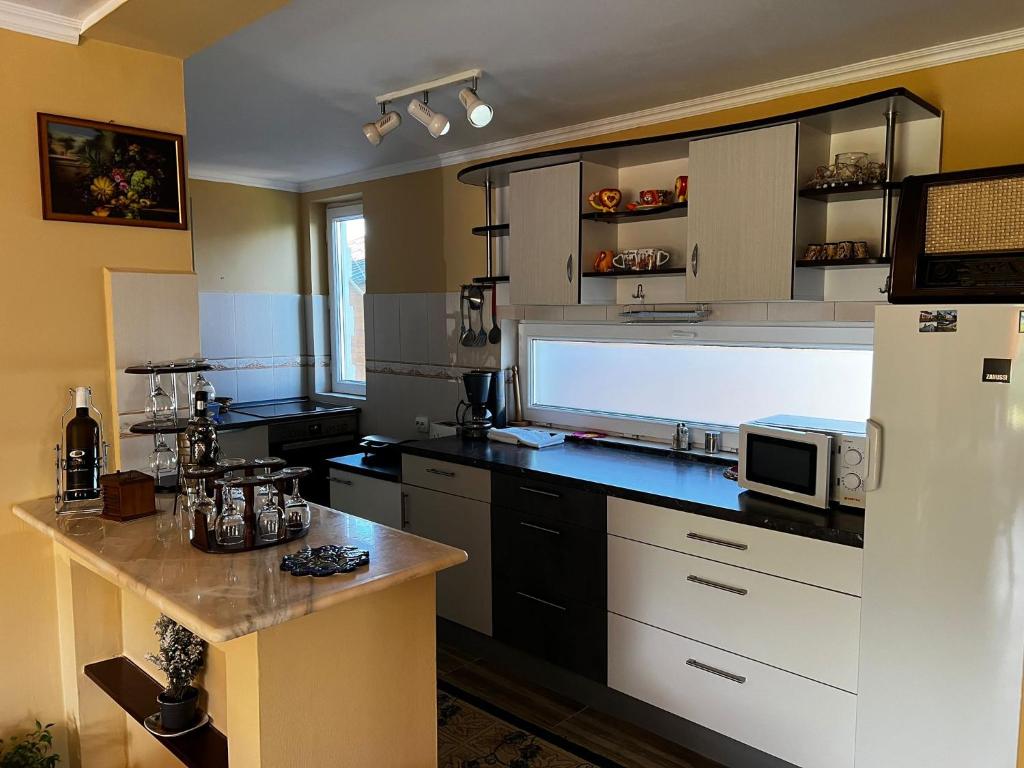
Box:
471;223;509;237
794;258;891;269
798;182;901;202
471;275;509;284
581;202;687;223
583;267;687;278
84;657;227;768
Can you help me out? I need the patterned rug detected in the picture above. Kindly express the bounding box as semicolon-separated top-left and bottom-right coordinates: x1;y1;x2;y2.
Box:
438;682;620;768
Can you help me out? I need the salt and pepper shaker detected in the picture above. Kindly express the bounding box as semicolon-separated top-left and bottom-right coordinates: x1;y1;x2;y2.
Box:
704;430;722;454
672;423;690;452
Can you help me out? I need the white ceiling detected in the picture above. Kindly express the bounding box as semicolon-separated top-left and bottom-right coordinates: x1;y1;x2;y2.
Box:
183;0;1024;189
7;0;110;17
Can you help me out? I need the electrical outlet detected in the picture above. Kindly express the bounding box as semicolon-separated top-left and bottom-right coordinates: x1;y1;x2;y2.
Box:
414;416;429;433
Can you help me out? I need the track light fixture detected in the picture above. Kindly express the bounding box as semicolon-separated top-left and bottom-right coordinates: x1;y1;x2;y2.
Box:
362;102;401;146
363;69;493;146
408;93;450;139
459;78;493;128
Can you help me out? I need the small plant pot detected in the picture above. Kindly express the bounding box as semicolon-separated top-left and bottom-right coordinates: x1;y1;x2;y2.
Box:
157;686;199;732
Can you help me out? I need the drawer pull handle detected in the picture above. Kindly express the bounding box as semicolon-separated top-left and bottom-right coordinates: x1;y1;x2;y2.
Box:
519;521;561;535
687;575;748;596
686;658;746;685
520;486;561;499
400;492;409;530
687;532;748;551
426;468;456;478
515;591;566;612
329;477;353;486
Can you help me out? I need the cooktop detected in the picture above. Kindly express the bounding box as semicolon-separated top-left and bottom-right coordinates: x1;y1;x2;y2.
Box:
233;401;348;418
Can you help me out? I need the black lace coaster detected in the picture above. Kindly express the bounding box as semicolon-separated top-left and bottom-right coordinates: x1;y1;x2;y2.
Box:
280;544;370;577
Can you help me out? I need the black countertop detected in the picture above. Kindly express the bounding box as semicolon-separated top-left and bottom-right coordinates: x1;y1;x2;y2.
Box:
213;400;360;430
401;436;864;548
327;453;401;482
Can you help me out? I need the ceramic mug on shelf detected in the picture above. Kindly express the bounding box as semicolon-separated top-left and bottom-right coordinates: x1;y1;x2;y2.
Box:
613;248;671;271
638;189;673;206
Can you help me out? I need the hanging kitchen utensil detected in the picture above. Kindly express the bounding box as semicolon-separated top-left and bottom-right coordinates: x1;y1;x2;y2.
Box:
488;285;501;345
475;293;488;347
459;286;477;347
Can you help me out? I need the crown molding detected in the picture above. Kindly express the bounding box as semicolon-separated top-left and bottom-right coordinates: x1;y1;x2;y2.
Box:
80;0;130;32
188;169;300;193
238;25;1024;193
0;0;80;44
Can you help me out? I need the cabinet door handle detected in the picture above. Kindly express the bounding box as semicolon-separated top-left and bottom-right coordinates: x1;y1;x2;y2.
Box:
686;532;748;551
690;243;699;277
519;521;561;536
686;658;746;685
519;486;560;500
426;468;456;478
515;591;566;611
687;574;748;596
329;477;353;486
566;253;574;283
400;492;409;530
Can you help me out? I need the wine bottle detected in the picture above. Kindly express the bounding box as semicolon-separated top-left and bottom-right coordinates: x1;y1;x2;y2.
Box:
65;387;101;501
186;390;220;467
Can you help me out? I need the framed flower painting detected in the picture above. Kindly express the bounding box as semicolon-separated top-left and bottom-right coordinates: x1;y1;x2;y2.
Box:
37;113;187;229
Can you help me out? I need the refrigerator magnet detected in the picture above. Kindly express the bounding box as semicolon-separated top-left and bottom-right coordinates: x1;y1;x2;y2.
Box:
918;309;957;333
982;358;1011;384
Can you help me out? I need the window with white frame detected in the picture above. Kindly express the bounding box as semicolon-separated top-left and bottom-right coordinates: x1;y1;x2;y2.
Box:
520;322;873;443
326;202;366;395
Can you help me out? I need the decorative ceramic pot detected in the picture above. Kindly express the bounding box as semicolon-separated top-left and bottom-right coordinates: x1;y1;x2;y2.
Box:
157;686;199;732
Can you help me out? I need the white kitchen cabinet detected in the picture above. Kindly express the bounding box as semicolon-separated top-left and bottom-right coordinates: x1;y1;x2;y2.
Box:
686;123;798;301
608;613;855;768
327;467;402;529
401;483;492;635
509;162;581;305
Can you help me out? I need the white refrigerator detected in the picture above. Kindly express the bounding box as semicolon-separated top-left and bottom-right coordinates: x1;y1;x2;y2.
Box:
857;304;1024;767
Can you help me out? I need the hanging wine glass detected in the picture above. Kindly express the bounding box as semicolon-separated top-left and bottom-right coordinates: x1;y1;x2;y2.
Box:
193;478;216;534
149;435;177;475
146;377;175;424
218;457;247;506
194;372;216;404
256;477;283;541
283;468;311;532
215;483;245;547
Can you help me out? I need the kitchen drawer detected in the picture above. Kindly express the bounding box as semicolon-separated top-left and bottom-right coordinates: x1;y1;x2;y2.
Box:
493;582;606;683
328;468;402;529
402;455;490;503
492;472;606;530
608;497;862;595
492;505;606;605
609;613;855;768
608;535;859;692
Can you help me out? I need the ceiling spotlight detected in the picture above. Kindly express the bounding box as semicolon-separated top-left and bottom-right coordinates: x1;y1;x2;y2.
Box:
363;104;401;146
408;95;450;139
459;84;492;128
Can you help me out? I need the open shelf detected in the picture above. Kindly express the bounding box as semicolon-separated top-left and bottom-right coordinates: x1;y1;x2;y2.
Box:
84;657;227;768
471;275;509;284
794;257;891;269
581;202;687;223
583;267;687;278
798;182;901;203
471;223;509;237
129;418;189;435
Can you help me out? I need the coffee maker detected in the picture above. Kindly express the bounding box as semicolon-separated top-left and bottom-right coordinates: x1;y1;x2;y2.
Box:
456;370;493;439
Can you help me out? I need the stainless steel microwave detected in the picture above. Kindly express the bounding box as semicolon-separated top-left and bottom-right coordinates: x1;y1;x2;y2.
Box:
738;415;867;509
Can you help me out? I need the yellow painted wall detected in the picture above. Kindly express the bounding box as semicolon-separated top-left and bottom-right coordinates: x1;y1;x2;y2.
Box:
190;180;302;293
0;27;191;744
298;48;1024;295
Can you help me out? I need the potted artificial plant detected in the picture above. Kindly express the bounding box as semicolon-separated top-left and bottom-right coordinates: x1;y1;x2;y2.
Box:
146;614;206;732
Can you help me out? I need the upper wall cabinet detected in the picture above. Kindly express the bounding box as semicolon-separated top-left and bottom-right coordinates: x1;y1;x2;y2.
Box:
509;162;581;305
687;124;797;302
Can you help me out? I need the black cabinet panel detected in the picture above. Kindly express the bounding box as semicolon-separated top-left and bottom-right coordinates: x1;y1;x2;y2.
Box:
492;472;606;531
492;505;606;605
492;582;607;683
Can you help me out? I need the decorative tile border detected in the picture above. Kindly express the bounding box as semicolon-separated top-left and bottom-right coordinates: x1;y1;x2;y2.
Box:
207;356;327;372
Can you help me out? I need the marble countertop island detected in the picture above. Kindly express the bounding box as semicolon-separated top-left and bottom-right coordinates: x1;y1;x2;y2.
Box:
13;497;466;643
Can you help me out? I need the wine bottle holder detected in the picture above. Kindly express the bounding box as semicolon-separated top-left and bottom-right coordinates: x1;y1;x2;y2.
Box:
186;460;312;554
55;386;110;516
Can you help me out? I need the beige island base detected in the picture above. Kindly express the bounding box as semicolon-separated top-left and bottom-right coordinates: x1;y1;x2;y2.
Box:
13;497;466;768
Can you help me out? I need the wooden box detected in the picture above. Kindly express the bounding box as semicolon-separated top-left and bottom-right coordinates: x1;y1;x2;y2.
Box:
100;470;158;521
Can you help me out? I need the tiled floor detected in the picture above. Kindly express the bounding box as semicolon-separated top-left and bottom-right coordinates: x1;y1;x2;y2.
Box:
438;643;725;768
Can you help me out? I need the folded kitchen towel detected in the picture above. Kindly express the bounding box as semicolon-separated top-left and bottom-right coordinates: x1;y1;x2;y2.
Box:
487;427;566;449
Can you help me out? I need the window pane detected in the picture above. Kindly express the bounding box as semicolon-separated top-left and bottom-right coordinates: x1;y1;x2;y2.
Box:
531;340;872;427
330;214;366;389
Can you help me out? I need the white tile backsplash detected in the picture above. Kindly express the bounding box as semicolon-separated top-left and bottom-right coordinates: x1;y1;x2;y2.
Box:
373;294;401;361
363;294;376;361
205;369;237;402
426;293;450;366
273;362;304;400
199;292;235;359
399;293;430;364
233;293;274;357
271;293;303;356
236;360;275;402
